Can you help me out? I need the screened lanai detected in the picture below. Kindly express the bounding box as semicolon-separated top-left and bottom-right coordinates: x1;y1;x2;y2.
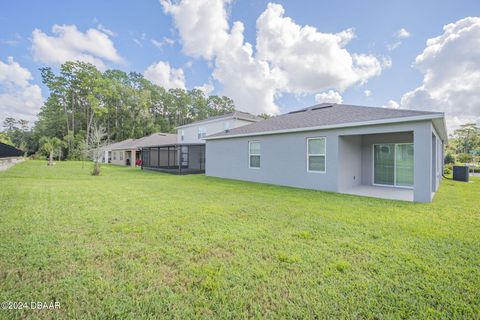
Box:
141;144;205;174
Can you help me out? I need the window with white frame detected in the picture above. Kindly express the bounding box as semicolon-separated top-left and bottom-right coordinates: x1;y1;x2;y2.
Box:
180;129;185;141
113;151;117;160
120;151;123;161
307;137;326;172
197;127;206;139
249;141;261;168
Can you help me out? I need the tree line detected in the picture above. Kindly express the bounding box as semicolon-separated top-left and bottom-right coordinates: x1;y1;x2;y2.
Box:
1;61;235;159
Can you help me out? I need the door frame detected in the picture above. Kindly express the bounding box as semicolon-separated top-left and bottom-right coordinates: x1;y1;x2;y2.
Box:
372;143;414;189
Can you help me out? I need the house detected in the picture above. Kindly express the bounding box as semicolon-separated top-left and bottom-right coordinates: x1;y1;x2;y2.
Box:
176;111;263;144
110;133;177;167
204;103;447;203
141;111;263;174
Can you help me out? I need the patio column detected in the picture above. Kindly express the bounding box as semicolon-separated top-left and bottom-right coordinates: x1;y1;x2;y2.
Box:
131;149;136;167
413;123;433;202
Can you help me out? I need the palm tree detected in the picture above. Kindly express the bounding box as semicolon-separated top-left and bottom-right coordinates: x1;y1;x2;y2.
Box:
39;137;62;166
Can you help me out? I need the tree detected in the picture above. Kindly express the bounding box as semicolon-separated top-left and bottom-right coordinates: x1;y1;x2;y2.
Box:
0;132;13;146
87;125;107;175
444;153;455;165
453;123;480;154
39;137;62;166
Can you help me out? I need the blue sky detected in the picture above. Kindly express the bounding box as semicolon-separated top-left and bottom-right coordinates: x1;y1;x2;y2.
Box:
1;0;479;128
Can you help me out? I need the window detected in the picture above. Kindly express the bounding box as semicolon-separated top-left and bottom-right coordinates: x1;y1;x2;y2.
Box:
113;152;117;160
180;129;185;141
307;137;326;172
120;152;123;161
249;141;261;168
198;127;206;139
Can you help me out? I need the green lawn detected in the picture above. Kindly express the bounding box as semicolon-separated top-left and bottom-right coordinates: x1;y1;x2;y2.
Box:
0;161;479;319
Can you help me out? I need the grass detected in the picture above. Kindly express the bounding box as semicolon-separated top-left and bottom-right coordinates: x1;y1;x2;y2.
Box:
0;160;479;319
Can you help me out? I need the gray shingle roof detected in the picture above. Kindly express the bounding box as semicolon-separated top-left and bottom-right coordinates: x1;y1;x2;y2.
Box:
207;103;444;139
176;110;262;128
110;133;177;150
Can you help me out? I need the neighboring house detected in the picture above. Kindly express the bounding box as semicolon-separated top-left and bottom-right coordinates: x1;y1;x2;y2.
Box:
205;103;447;203
110;133;177;167
141;111;263;174
176;111;263;144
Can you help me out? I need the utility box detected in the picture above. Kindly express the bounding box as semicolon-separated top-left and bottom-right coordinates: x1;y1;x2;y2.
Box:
453;166;469;182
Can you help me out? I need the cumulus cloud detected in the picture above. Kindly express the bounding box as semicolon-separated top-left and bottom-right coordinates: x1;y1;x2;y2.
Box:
31;24;123;70
194;82;214;95
144;61;186;89
387;27;411;51
0;57;44;123
314;90;343;104
151;37;175;49
364;89;372;97
382;99;400;109
399;17;480;129
161;0;387;114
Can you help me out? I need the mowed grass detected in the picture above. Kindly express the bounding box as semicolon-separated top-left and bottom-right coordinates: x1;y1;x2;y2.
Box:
0;161;479;319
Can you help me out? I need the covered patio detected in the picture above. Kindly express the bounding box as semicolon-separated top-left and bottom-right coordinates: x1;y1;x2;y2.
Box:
336;121;444;202
141;144;205;174
342;185;414;201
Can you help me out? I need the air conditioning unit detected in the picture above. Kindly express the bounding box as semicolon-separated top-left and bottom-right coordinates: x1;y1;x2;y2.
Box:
453;166;469;182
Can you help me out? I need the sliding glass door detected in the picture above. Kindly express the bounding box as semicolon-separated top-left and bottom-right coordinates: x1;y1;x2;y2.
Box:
374;143;413;187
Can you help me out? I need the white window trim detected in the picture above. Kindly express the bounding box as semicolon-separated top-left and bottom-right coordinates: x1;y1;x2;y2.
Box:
372;143;414;189
180;129;185;141
307;137;327;173
248;140;261;169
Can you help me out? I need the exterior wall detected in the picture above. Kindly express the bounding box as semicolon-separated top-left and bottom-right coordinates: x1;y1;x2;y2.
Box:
178;118;256;144
206;120;439;202
111;149;126;166
338;135;362;191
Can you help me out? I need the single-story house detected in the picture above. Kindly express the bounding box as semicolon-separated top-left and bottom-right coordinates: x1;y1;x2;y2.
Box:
205;103;447;203
110;133;177;167
141;111;262;174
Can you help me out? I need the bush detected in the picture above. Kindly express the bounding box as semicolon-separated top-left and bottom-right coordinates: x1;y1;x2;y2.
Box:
444;153;455;165
444;167;451;175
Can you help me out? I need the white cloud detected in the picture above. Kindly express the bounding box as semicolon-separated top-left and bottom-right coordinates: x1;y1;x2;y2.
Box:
31;24;123;70
160;0;230;60
387;27;411;51
364;89;372;97
162;1;387;115
314;90;343;104
194;82;214;95
151;37;175;49
381;99;400;109
256;4;383;93
144;61;186;89
0;57;44;123
97;24;116;37
397;28;411;39
399;17;480;130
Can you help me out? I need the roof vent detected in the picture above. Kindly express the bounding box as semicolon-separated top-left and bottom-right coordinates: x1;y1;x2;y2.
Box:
288;109;307;114
311;105;333;111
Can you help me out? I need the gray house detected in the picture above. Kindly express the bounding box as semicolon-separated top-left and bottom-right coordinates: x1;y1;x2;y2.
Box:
205;103;447;203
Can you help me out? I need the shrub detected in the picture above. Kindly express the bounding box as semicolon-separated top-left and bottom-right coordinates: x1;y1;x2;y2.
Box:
444;153;455;165
444;167;451;175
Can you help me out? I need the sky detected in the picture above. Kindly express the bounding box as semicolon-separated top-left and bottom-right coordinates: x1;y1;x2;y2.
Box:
1;0;479;131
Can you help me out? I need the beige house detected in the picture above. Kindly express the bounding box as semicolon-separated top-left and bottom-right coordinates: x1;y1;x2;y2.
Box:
110;133;177;167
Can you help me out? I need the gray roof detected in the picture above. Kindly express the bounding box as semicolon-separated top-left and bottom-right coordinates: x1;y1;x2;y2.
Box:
207;103;444;139
110;133;177;150
176;110;262;128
